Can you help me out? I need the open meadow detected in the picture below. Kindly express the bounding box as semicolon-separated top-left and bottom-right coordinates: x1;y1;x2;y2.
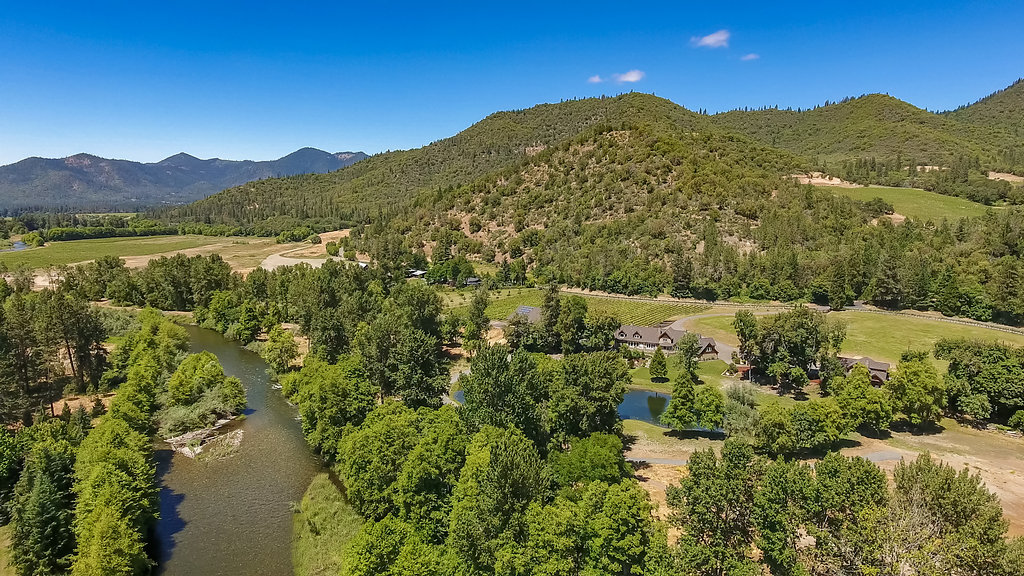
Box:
687;309;1024;365
823;185;998;222
0;235;299;273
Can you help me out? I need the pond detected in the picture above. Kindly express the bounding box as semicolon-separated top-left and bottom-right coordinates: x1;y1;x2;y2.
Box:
154;325;323;576
451;388;672;428
0;240;28;252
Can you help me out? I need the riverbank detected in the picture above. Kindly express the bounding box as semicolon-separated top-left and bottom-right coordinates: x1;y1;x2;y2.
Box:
292;473;362;576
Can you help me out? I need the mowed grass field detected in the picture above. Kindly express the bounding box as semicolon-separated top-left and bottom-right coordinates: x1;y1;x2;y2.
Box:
0;235;289;272
444;288;709;325
822;185;997;222
688;310;1024;366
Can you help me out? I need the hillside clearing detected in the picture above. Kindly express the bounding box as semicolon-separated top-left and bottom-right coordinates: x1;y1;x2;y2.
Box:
822;185;997;221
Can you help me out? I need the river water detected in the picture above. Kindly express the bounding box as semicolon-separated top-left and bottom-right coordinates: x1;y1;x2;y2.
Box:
154;326;322;576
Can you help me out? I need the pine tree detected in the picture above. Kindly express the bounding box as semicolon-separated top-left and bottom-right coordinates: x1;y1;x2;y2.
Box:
10;437;77;576
660;370;696;430
649;348;668;382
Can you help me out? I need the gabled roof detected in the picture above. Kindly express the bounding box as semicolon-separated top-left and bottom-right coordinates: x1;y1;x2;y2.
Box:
839;356;891;381
697;336;717;351
508;305;543;324
615;324;684;346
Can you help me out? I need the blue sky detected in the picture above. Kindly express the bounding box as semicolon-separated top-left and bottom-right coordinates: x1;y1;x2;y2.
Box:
1;1;1021;165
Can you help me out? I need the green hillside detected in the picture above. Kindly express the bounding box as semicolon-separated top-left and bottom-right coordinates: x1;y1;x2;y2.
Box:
159;93;712;229
712;94;994;166
945;79;1024;170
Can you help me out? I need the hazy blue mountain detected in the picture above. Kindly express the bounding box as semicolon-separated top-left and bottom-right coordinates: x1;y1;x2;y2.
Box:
0;147;368;212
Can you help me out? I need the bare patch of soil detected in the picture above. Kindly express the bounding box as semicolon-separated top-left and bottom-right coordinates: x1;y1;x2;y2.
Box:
791;172;863;188
989;171;1024;184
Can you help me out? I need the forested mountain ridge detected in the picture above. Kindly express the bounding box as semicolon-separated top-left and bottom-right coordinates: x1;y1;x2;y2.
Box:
945;78;1024;167
161;93;714;228
711;93;1015;168
0;147;368;212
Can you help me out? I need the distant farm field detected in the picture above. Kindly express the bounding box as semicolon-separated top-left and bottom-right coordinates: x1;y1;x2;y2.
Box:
822;185;997;222
687;310;1024;365
0;235;218;269
0;235;289;272
444;288;709;325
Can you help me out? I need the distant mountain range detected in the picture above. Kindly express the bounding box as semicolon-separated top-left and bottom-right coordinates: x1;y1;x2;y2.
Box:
0;147;368;212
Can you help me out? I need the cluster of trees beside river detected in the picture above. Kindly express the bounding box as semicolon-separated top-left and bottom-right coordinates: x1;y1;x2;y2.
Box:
0;308;246;575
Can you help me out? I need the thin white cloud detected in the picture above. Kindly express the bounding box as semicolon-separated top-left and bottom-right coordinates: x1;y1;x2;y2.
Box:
612;69;645;83
741;53;760;61
691;29;730;48
587;70;645;84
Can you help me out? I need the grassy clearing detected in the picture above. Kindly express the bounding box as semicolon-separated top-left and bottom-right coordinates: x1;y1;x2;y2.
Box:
822;185;996;222
0;235;222;270
631;359;731;393
0;525;12;576
689;310;1024;366
444;288;709;325
293;473;362;576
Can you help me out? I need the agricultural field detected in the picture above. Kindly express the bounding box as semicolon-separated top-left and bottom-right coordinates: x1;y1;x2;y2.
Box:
686;310;1024;366
823;185;997;222
444;287;709;325
0;235;293;273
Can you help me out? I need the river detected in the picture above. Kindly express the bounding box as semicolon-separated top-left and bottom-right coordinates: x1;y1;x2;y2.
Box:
154;325;322;576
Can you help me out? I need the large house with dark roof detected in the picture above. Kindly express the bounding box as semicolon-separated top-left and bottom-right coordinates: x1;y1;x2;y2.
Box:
839;356;891;384
614;324;718;360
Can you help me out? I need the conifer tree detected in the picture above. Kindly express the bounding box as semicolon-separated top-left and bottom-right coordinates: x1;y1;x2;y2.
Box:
649;348;668;382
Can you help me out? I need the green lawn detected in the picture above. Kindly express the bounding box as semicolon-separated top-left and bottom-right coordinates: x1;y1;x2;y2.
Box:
292;473;362;576
689;310;1024;366
0;524;13;576
822;185;997;222
444;287;709;325
0;235;223;270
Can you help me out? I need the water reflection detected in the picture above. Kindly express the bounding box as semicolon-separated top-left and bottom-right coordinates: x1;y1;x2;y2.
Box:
618;389;671;426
